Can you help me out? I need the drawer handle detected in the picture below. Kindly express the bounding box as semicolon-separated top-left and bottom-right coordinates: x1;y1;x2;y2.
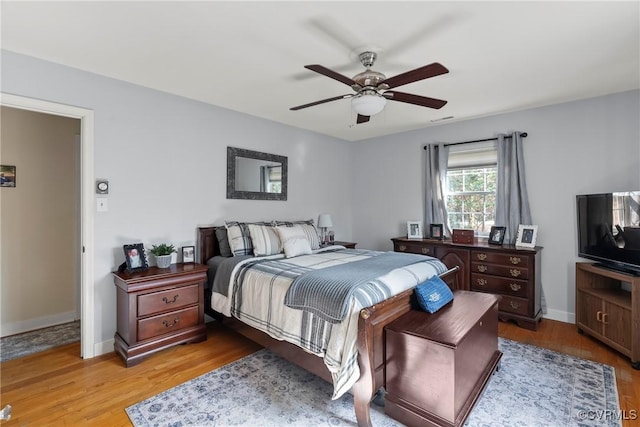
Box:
510;269;521;277
477;253;487;261
510;301;520;309
601;313;608;324
162;295;179;304
477;265;488;272
477;278;487;286
596;311;602;322
398;245;407;251
509;283;521;292
509;256;521;265
163;318;180;328
421;248;430;254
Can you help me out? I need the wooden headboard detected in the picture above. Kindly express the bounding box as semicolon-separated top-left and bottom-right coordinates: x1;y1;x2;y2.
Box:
198;226;222;265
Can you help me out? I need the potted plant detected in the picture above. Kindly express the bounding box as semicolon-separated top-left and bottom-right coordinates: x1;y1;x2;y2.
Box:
149;243;176;268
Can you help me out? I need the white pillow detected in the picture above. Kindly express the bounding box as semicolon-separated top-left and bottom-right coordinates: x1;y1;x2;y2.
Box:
248;224;282;256
276;226;312;258
274;220;320;249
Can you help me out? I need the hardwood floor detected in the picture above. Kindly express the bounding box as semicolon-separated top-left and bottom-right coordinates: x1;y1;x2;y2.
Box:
1;319;638;426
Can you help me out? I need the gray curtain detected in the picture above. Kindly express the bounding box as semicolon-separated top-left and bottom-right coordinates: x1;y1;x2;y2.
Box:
495;132;532;244
424;144;451;237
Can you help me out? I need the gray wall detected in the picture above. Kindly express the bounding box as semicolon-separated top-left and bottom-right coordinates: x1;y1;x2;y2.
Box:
1;50;353;348
350;90;640;322
2;49;639;351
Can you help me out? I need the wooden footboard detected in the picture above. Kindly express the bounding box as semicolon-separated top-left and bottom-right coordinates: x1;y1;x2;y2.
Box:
353;265;459;427
197;226;459;427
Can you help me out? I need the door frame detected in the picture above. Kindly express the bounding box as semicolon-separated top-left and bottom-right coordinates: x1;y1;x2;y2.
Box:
1;93;95;358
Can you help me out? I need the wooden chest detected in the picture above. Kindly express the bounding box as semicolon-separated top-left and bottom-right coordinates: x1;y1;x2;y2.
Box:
113;263;208;367
384;291;502;427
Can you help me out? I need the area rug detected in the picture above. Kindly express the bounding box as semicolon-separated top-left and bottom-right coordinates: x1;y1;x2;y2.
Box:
0;320;80;362
126;338;621;427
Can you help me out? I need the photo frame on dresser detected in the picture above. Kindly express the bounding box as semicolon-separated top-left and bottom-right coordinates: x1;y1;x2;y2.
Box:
182;246;195;263
407;221;423;239
123;243;149;273
515;225;538;248
488;226;506;245
430;224;444;240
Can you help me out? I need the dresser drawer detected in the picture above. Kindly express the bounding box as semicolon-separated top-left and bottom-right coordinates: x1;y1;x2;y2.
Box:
471;262;529;280
471;274;528;298
138;283;199;317
471;251;529;267
137;306;199;341
498;295;529;316
394;242;436;256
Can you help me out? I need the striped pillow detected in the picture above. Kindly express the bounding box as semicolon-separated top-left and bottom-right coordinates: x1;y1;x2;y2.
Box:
276;226;312;258
224;221;272;256
274;219;320;250
248;224;282;256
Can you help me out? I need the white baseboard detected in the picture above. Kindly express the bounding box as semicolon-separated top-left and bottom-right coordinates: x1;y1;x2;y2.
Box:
94;338;115;357
543;309;576;324
0;311;78;337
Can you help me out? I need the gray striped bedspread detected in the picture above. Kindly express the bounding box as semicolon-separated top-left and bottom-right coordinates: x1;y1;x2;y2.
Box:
211;246;447;399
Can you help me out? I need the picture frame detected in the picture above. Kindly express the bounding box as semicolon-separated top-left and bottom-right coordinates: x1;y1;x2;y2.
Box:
0;165;16;187
123;243;149;272
488;226;506;245
515;225;538;248
407;221;423;239
182;245;195;263
430;223;444;240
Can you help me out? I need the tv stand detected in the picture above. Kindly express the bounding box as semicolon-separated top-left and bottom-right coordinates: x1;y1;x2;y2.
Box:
594;262;640;277
575;262;640;369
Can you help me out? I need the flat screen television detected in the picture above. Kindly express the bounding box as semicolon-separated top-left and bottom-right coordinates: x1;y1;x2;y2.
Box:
577;191;640;275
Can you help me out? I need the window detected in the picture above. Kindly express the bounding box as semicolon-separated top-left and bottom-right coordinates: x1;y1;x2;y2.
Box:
445;142;497;236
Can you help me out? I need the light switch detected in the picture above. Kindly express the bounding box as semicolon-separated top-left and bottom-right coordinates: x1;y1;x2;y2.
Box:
96;197;108;212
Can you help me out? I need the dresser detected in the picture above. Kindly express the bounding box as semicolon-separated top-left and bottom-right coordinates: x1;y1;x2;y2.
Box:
113;263;208;367
392;237;543;330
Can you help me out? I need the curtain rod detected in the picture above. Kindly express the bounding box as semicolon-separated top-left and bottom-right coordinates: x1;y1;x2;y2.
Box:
423;132;528;149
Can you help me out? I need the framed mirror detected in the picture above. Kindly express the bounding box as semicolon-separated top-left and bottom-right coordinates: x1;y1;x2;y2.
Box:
227;146;288;201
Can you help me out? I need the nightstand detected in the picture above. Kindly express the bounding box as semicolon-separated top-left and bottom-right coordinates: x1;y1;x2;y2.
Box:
328;241;357;249
113;263;208;367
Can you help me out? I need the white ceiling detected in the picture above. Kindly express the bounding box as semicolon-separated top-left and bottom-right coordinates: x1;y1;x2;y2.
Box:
2;1;639;142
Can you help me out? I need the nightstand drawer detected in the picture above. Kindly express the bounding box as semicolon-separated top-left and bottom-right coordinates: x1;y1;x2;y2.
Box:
471;262;529;280
138;283;199;317
137;306;199;341
471;274;528;297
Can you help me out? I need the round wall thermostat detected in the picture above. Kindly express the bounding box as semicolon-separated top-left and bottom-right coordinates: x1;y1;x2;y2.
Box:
96;180;109;194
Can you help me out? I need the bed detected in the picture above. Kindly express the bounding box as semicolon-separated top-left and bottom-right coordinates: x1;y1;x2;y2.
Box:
197;225;459;427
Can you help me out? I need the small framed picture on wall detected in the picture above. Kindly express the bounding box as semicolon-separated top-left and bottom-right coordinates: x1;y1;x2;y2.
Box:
407;221;423;239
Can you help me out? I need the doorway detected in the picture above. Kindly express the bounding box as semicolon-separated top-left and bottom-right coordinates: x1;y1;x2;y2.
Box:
1;93;95;358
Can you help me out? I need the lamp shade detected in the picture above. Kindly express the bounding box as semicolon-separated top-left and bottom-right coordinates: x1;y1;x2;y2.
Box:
351;94;387;116
317;213;333;228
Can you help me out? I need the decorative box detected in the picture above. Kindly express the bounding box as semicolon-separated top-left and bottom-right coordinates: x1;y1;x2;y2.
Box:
452;229;475;244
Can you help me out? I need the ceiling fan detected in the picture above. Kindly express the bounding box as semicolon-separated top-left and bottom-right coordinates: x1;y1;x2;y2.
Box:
290;51;449;124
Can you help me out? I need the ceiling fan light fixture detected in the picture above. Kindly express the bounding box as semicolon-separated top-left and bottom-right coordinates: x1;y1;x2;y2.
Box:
351;93;387;116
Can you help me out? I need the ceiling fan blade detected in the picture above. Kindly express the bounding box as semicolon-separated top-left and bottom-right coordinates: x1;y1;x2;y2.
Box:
304;65;357;87
385;91;448;109
356;114;370;124
290;94;352;111
382;63;449;89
